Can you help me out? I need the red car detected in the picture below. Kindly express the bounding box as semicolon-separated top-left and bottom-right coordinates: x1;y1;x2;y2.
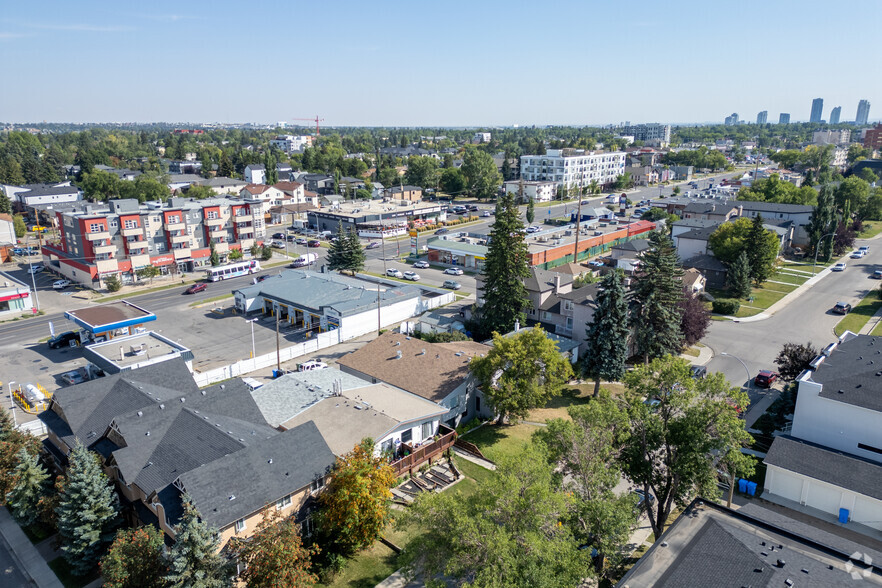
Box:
754;370;777;388
307;240;321;247
185;283;207;294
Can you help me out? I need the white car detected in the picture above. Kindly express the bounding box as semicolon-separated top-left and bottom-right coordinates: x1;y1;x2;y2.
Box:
386;268;404;278
270;240;285;248
298;359;328;372
859;246;870;254
27;265;44;274
413;260;430;269
52;279;72;290
403;271;421;281
851;250;865;259
482;211;491;217
525;226;540;233
832;262;847;272
444;267;464;275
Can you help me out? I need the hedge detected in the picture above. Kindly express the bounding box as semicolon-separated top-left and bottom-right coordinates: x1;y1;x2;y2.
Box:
712;298;740;315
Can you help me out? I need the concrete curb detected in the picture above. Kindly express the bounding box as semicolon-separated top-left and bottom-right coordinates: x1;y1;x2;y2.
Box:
730;266;835;323
0;508;63;588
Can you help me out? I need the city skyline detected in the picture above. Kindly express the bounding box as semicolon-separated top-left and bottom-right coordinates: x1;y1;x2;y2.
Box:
1;0;880;126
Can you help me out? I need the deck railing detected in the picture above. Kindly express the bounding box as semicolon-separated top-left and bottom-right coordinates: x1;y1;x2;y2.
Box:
389;425;457;476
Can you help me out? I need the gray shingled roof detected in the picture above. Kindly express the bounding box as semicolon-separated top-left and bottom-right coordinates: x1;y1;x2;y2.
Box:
732;200;814;214
249;369;371;427
810;334;882;413
176;421;336;529
765;435;882;501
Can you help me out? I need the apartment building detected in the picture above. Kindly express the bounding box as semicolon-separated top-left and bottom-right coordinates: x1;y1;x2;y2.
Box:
269;134;314;154
502;180;556;202
811;129;851;146
520;149;626;190
621;123;671;146
43;196;265;287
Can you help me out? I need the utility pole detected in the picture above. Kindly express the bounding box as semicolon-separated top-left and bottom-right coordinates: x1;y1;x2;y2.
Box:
377;282;382;334
573;195;583;264
275;308;281;373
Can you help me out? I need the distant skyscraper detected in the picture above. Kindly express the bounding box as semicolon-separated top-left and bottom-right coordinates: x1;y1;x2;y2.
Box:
779;113;791;124
756;111;768;125
810;98;824;123
856;100;871;125
829;106;841;125
725;113;739;126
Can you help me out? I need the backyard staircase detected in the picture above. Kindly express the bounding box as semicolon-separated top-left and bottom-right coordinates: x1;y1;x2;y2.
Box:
391;461;460;505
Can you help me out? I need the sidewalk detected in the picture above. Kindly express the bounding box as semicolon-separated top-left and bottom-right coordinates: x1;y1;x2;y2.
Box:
742;388;782;429
0;507;63;588
733;265;834;323
680;344;713;366
859;304;882;335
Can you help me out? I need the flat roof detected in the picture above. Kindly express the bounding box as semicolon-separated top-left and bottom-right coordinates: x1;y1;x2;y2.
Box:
65;300;156;334
808;334;882;413
84;331;192;372
312;200;444;219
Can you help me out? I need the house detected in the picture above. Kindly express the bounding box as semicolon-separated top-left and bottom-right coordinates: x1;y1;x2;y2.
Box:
0;213;15;245
167;160;203;175
301;174;334;194
763;333;882;533
472;132;491;143
502;180;556;203
491;324;580;364
276;163;293;181
273;181;311;205
413;306;466;335
682;268;706;296
682;254;728;289
609;238;649;260
12;183;82;210
94;165;142;181
385;185;422;202
168;174;204;192
197;177;248;195
679;201;739;222
244;164;266;185
734;201;813;246
268;203;316;226
336;332;493;428
672;225;718;260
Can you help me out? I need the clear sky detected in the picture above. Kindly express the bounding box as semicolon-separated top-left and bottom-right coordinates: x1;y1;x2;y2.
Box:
2;0;879;126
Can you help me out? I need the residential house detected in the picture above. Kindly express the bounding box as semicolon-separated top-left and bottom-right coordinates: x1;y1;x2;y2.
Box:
270;135;313;154
276;163;293;182
168;174;204;192
385;185;422;202
273;181;311;205
472;132;491;143
609;238;649;261
301;174;335;194
679;202;740;222
12;183;82;212
682;254;728;289
244;164;266;185
336;332;493;428
672;224;718;260
682;268;706;296
733;201;813;246
94;165;142;181
197;177;248;195
0;213;15;245
537;284;599;348
268;203;316;226
168;160;203;175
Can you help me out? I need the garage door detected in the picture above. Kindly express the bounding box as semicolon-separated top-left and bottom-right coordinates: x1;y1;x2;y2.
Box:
805;482;842;515
769;468;803;503
851;497;882;532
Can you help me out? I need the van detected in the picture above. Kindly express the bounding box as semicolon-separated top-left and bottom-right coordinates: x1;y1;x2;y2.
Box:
298;359;328;372
290;253;317;268
318;230;333;239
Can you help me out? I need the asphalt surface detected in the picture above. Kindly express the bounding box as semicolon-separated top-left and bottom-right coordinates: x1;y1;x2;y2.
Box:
0;538;30;588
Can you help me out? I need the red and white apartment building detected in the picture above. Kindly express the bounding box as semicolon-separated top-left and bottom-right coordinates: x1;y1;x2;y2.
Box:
42;196;266;288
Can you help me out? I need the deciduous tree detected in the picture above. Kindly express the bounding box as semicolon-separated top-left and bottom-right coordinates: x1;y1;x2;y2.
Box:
461;148;501;200
808;184;836;258
13;214;26;238
584;269;629;396
232;509;319;588
6;448;49;527
774;342;819;381
679;287;710;346
404;156;439;189
630;231;684;363
746;214;779;286
101;526;167;588
471;327;573;424
439;167;465;195
166;494;232;588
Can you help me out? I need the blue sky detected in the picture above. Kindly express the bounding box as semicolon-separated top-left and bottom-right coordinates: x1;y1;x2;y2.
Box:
2;0;879;126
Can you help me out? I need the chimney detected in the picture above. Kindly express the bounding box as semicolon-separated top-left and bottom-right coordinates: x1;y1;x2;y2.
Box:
553;275;561;294
396;350;402;359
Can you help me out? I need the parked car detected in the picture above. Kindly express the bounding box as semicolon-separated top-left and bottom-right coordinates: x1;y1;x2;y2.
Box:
411;260;428;269
859;246;870;254
632;489;655;512
298;359;328;372
185;283;207;294
690;365;707;379
386;268;403;278
365;241;380;249
286;234;297;242
444;267;464;275
525;226;540;233
435;228;450;235
482;210;491;217
52;279;72;290
832;301;852;315
256;274;273;282
48;331;80;349
442;280;461;290
851;250;865;259
27;265;44;274
60;367;91;386
270;240;285;248
754;370;778;388
873;270;882;280
296;237;308;245
832;262;847;272
272;232;285;240
403;271;421;281
468;205;479;212
307;240;321;247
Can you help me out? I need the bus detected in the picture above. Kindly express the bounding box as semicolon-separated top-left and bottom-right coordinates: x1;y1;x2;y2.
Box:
205;260;261;282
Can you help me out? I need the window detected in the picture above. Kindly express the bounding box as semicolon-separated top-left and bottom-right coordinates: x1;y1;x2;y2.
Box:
421;421;433;440
167;215;181;224
475;396;481;412
109;219;118;228
302;516;314;537
206;211;218;220
124;219;138;229
311;477;325;493
276;494;292;510
156;242;165;252
234;518;246;533
89;223;103;233
401;429;412;443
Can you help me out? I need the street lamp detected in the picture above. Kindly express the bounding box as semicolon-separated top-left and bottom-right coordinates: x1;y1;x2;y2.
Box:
720;352;751;389
812;231;836;275
7;381;16;428
27;236;40;313
246;318;258;359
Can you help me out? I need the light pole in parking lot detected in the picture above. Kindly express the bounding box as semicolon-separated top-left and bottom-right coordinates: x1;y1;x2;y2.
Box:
246;318;257;359
27;236;40;313
7;381;16;428
812;231;837;275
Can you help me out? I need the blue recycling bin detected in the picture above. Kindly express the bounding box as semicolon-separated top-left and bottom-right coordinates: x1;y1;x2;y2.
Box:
738;479;748;493
839;508;850;524
746;481;757;496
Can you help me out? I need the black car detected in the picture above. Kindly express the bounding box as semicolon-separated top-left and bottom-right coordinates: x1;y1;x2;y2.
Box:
48;331;80;349
468;205;479;211
690;365;707;379
272;232;285;240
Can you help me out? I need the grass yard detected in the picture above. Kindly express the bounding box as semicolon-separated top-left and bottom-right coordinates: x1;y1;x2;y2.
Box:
857;221;882;239
47;558;97;588
767;272;810;286
834;291;882;336
461;423;537;462
526;383;626;423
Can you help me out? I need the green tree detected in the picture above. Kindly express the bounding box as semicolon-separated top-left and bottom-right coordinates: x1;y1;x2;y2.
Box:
404;156;439;189
737;174;817;205
583;269;629;397
166;494;232;588
745;214;779;286
326;223;351;273
629;231;684;363
56;443;120;576
0;193;11;214
836;176;871;219
478;191;530;337
6;448;49;527
858;168;879;185
209;242;220;267
0;410;40;506
186;184;216;199
317;439;396;556
768;149;802;170
471;327;573;424
399;445;587;588
101;526;167;588
461;148;501;200
228;248;243;261
13;214;26;238
136;265;160;284
345;227;365;274
774;342;819;381
621;356;753;539
260;244;273;261
808;184;836;258
525;198;535;224
119;175;170;203
104;275;122;292
726;250;752;299
439;167;465;195
218;153;234;178
847;144;870;164
861;191;882;221
79;169;121;201
231;509;319;588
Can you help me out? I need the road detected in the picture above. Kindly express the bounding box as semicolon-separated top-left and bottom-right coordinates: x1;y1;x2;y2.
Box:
0;538;30;588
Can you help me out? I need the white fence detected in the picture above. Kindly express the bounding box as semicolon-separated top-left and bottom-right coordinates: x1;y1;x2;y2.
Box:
193;329;341;387
18;419;48;437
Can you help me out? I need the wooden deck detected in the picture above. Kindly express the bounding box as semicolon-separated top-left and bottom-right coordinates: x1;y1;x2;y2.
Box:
390;425;457;476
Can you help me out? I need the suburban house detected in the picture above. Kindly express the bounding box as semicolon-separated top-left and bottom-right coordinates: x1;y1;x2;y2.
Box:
244;164;266;184
493;324;581;365
734;201;814;246
9;182;83;212
763;332;882;533
609;238;649;261
197;177;248;195
239;184;286;219
385;185;423;202
336;332;493;429
682;268;706;296
0;213;16;245
672;224;718;260
301;174;334;194
679;202;740;222
682;254;728;289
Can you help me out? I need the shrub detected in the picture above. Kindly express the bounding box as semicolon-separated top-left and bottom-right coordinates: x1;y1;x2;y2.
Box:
712;298;740;315
104;275;122;293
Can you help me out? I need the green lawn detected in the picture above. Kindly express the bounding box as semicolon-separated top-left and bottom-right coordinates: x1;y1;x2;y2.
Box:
857;221;882;239
527;383;625;423
834;291;882;336
47;558;97;588
461;423;537;462
767;272;809;286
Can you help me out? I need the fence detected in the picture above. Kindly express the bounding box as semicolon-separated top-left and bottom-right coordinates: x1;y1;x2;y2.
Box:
12;384;52;414
192;329;341;387
18;419;47;437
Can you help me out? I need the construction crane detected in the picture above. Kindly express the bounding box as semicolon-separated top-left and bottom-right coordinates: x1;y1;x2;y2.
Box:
291;116;325;136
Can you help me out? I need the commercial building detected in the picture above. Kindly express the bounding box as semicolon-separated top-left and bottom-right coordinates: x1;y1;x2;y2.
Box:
0;271;33;318
756;110;768;124
83;331;193;374
502;180;557;202
620;123;671;146
269;135;313;154
864;124;882;150
779;113;791;124
42;196;265;288
309;200;447;237
856;99;871;126
829;105;842;125
520;149;627;191
810;97;824;123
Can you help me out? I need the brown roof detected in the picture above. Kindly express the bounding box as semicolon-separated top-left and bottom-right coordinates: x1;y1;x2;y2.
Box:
682;268;705;290
0;214;13;223
336;332;490;402
241;184;271;195
273;181;303;193
547;262;589;276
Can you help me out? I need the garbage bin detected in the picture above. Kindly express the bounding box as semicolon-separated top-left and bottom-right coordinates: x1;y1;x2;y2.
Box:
839;508;850;524
746;481;757;496
738;479;748;494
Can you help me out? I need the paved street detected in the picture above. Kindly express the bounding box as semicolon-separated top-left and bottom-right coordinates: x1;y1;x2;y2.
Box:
0;539;30;588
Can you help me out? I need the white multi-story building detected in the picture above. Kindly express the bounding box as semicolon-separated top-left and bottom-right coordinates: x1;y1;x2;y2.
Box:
811;129;851;146
472;132;491;143
520;149;626;190
621;123;671;146
270;135;314;154
502;180;556;202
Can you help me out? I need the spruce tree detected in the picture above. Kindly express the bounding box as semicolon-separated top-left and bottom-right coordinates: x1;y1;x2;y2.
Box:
56;443;120;576
630;231;685;363
746;214;778;286
479;191;530;338
808;184;835;259
326;222;350;273
0;193;11;215
726;251;752;299
209;242;220;267
526;198;535;224
346;227;366;274
7;448;49;527
584;269;629;397
166;494;232;588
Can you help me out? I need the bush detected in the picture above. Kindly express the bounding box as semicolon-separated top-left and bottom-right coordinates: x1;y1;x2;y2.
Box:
712;298;740;315
104;275;122;293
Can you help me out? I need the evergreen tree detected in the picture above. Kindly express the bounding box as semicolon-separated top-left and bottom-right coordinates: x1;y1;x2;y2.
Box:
209;242;220;267
166;494;232;588
478;191;530;338
7;448;49;527
630;231;684;363
326;222;351;273
218;153;234;178
526;198;535;225
584;269;629;397
726;251;752;299
745;214;778;286
808;184;836;259
346;227;366;274
56;443;120;576
0;192;11;215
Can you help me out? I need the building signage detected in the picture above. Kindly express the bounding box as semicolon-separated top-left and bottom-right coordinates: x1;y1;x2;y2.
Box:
410;230;418;256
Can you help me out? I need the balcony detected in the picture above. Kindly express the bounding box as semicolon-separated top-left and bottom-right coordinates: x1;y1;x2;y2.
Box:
204;216;225;226
214;242;229;254
389;425;457;477
93;243;117;255
239;238;255;250
208;227;227;239
165;222;186;232
171;234;191;245
172;248;191;260
120;226;143;237
96;258;118;274
85;231;111;241
129;253;150;268
237;225;255;235
126;240;149;250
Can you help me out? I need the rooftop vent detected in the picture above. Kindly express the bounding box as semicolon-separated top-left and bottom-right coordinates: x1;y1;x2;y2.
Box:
396;351;402;359
229;495;236;501
220;384;225;389
420;349;426;355
159;404;165;410
180;397;185;402
268;458;273;464
838;389;844;394
201;390;206;395
776;560;786;568
146;431;150;436
137;411;143;417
